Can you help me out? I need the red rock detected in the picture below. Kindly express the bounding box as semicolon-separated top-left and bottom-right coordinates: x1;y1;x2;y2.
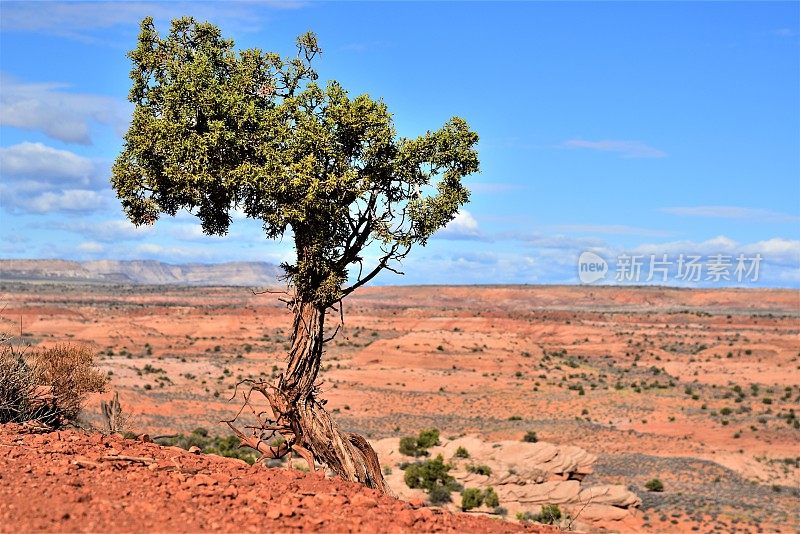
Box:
350;494;378;508
192;474;217;487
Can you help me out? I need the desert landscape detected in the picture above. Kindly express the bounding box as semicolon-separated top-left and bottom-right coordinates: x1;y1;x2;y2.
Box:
1;278;798;532
2;2;797;532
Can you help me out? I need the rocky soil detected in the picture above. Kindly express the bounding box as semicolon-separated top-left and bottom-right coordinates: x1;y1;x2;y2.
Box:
2;282;798;532
374;435;641;531
0;424;554;533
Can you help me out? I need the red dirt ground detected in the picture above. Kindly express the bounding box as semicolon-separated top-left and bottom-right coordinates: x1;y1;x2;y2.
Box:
0;424;553;533
2;282;798;531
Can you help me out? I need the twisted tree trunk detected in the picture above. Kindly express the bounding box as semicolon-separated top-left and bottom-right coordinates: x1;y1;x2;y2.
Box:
266;300;389;493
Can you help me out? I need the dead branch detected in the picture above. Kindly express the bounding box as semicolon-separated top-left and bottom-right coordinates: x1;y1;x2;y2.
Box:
99;454;155;464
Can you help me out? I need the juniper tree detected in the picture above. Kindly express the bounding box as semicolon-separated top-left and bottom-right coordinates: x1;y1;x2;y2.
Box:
112;17;479;492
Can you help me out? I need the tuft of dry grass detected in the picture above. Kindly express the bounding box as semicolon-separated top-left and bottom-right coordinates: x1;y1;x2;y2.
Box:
0;343;106;427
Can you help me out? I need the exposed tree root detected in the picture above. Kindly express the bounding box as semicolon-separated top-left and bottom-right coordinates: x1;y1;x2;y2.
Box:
224;378;389;494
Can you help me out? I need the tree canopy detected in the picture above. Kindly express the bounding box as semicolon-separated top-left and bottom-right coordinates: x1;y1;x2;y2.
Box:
112;17;480;306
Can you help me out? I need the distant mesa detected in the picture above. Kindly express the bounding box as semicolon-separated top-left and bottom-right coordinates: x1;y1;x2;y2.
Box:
0;259;283;286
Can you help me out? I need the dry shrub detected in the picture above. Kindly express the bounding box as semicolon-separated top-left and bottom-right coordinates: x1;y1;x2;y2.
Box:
0;345;44;424
34;344;107;420
0;343;106;427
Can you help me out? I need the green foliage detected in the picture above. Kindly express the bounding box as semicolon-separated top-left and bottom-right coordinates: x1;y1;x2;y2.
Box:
466;464;492;476
416;428;441;448
155;428;260;464
517;504;562;525
399;428;441;457
522;430;538;443
460;488;483;511
399;436;424;457
454;446;470;459
403;455;456;492
483;486;500;507
404;454;462;507
113;18;480;307
538;504;562;524
427;484;452;505
460;486;500;511
645;478;664;492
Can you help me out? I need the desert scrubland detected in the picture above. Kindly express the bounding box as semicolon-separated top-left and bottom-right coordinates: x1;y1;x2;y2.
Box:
1;281;798;532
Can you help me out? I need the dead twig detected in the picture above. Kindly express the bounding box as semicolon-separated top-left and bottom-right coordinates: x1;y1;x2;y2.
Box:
99;454;155;464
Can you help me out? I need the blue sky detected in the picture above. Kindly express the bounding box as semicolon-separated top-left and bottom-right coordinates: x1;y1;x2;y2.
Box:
1;1;798;287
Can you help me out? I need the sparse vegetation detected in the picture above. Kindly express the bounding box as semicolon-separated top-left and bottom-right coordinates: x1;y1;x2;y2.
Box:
522;430;538;443
403;454;461;504
154;428;261;464
645;478;665;492
517;504;562;525
0;343;106;427
466;464;492;476
460;486;500;511
399;428;441;457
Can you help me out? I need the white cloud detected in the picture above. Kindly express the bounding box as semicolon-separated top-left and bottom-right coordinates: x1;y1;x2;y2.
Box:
59;219;153;241
450;251;497;265
437;210;484;240
78;241;104;253
0;74;129;144
562;139;667;158
0;142;111;214
661;206;800;223
549;224;673;237
169;223;234;241
633;236;800;267
633;235;738;255
0;2;305;42
742;238;800;266
0;142;94;182
26;189;106;213
523;233;606;250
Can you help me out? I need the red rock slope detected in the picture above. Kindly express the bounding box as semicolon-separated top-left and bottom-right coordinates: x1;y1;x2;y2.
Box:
0;425;554;533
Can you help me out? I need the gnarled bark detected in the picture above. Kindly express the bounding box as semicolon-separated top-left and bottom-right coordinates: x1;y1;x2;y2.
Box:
228;299;389;494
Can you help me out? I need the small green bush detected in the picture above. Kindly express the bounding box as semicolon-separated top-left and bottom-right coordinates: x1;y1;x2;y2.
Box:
536;504;562;524
454;446;470;459
417;428;441;448
517;504;562;524
466;464;492;476
522;430;538;443
461;487;483;511
428;484;452;505
645;478;664;492
403;455;456;492
404;454;462;506
483;487;499;507
399;428;441;457
399;436;424;457
154;430;260;464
